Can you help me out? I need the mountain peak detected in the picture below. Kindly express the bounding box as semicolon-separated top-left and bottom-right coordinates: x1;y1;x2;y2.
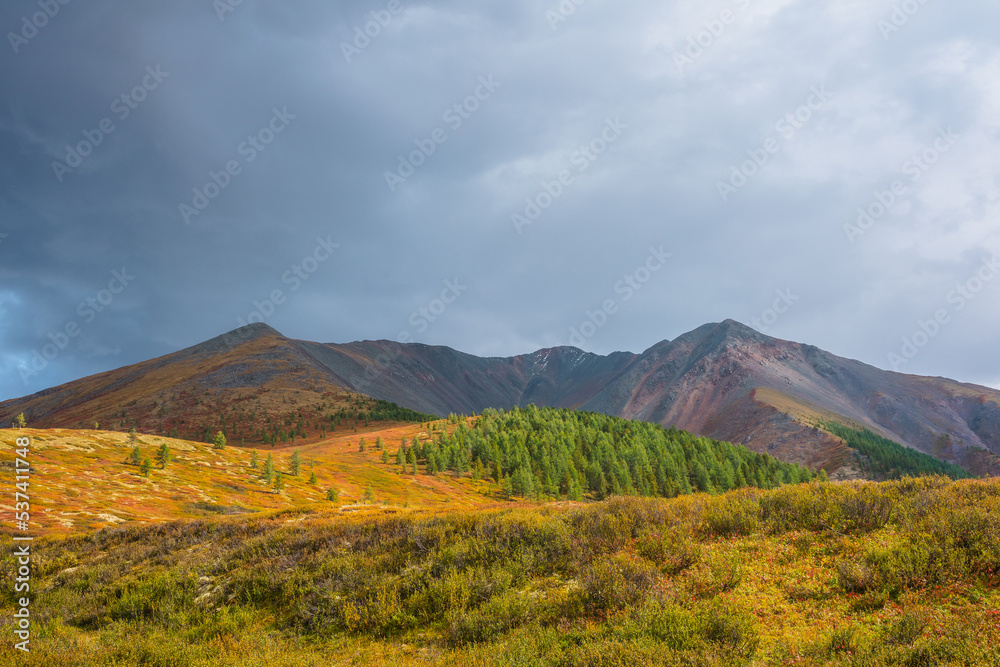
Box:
716;319;766;340
663;319;767;354
228;322;283;338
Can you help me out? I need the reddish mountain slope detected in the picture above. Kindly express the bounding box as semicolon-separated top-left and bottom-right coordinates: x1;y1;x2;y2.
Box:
0;324;410;445
578;321;1000;474
3;320;999;476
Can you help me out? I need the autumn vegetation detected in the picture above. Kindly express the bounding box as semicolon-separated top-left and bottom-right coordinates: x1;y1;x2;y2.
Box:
1;404;998;666
0;476;997;665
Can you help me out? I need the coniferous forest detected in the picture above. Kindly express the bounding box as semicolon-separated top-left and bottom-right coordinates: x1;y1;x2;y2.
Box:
418;406;819;500
820;421;971;481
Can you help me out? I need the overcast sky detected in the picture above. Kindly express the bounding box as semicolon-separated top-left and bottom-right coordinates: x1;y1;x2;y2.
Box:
2;0;999;402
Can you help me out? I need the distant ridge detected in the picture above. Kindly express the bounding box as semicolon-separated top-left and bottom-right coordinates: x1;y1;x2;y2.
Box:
3;320;999;477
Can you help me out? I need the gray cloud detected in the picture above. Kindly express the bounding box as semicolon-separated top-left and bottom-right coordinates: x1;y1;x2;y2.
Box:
2;0;1000;400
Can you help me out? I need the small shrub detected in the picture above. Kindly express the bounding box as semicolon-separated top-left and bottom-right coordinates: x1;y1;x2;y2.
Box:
849;589;891;612
582;553;661;611
697;600;759;659
447;588;534;646
626;598;701;651
839;484;897;534
837;561;875;594
635;532;701;575
885;612;927;646
703;493;760;537
338;576;402;636
687;550;743;598
825;626;857;655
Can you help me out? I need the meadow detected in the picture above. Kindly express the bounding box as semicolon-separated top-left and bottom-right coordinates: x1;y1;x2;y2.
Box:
2;475;999;666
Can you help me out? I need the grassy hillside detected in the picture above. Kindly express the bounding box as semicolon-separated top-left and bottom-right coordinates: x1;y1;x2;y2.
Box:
2;477;999;666
0;422;494;535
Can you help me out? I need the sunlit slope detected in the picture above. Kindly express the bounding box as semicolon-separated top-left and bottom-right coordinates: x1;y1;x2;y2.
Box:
0;422;495;535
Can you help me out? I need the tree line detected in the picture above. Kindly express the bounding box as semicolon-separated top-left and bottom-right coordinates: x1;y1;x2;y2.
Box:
397;406;821;500
820;421;971;480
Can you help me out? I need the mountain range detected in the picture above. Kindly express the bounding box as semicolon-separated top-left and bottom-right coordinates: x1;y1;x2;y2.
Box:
3;319;999;477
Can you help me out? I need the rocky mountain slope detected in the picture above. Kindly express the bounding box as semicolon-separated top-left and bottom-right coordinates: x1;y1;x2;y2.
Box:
4;320;999;476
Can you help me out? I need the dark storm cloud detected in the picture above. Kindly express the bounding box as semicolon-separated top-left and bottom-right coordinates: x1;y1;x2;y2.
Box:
2;0;1000;401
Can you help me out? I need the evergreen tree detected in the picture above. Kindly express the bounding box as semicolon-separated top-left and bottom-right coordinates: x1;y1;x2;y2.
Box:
128;446;142;466
358;437;366;452
289;449;301;475
364;484;374;503
155;443;171;469
309;469;317;485
212;431;226;450
327;487;339;502
691;461;713;493
140;457;151;477
250;450;258;469
128;427;137;448
508;465;527;496
264;454;274;484
381;450;389;464
14;413;26;429
274;471;284;493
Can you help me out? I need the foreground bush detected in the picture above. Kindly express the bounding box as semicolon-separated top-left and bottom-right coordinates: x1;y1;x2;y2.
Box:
2;477;999;666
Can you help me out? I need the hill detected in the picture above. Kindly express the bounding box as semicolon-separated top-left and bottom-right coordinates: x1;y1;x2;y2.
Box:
0;422;493;535
0;324;435;449
4;320;1000;478
0;406;818;536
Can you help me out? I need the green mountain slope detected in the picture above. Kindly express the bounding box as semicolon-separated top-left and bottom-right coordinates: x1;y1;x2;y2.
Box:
820;421;971;480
